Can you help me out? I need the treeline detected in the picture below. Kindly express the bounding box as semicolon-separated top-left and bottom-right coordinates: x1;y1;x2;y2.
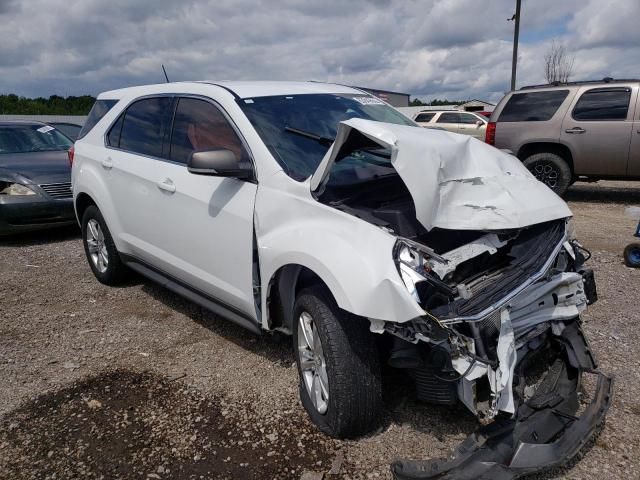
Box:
410;98;466;106
0;94;96;115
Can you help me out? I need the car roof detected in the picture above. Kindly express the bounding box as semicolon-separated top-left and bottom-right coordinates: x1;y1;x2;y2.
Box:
98;81;366;100
519;78;640;91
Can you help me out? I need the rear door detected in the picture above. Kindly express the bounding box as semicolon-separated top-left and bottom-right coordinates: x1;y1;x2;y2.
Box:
560;86;635;176
435;112;461;134
104;95;175;261
628;87;640;177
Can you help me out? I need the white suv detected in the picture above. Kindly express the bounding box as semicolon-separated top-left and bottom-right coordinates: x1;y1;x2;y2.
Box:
72;81;609;475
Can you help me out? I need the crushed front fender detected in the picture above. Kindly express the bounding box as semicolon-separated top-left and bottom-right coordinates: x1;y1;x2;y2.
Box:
391;324;613;480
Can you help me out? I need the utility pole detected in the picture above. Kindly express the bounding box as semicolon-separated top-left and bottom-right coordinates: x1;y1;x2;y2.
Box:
510;0;521;91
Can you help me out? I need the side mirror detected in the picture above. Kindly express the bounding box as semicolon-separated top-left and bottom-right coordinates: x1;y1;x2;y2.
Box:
476;120;484;127
187;149;252;179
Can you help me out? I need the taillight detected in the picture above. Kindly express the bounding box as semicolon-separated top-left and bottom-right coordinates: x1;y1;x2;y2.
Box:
67;145;75;167
485;122;496;145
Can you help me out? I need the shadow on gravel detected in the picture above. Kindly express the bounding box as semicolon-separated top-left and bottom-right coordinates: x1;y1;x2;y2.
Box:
0;225;80;247
0;369;335;480
140;282;294;367
566;182;640;203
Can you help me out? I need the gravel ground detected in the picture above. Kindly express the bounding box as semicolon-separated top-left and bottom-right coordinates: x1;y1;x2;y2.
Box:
1;180;639;479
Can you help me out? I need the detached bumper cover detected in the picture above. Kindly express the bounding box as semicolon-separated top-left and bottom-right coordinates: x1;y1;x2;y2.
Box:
391;322;613;480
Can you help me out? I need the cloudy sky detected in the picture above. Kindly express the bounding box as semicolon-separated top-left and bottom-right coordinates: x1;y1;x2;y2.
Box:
1;0;638;102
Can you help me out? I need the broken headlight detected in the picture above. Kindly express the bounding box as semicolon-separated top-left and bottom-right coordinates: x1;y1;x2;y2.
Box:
393;238;456;306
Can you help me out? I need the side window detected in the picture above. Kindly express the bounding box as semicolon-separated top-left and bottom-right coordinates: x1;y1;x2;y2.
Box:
572;88;631;121
118;97;173;157
437;112;460;123
107;113;124;147
169;97;248;164
498;90;569;122
414;112;435;122
458;113;481;124
77;99;118;140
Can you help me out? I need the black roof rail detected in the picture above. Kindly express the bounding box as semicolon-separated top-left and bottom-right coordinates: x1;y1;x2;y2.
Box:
519;78;640;90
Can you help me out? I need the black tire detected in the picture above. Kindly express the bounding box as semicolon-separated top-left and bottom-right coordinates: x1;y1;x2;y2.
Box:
81;205;128;285
623;243;640;268
523;152;572;196
293;285;382;438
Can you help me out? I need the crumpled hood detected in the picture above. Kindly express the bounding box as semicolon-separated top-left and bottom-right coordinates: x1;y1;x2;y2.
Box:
310;118;572;231
0;150;71;185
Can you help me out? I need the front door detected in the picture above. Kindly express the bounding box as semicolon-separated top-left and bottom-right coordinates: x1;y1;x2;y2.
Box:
457;112;487;140
560;86;635;176
150;97;258;318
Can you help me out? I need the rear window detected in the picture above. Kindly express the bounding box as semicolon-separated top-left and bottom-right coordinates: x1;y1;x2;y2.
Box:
77;99;118;140
498;90;569;122
414;112;435;122
572;88;631;121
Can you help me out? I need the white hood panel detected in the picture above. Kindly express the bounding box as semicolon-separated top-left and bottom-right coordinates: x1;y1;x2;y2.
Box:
311;118;572;231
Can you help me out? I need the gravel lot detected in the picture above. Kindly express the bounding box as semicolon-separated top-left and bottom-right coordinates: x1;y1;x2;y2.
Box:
1;181;639;479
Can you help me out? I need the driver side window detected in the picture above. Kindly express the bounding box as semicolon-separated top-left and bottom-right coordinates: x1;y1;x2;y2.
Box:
169;98;248;165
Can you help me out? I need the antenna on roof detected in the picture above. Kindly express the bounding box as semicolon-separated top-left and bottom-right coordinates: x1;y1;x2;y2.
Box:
162;65;170;83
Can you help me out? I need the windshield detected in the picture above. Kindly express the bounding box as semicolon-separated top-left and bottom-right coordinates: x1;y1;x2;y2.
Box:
239;93;416;184
0;125;73;154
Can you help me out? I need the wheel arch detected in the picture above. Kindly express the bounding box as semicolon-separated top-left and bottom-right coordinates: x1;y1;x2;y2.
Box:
74;192;97;224
265;264;341;333
517;142;575;174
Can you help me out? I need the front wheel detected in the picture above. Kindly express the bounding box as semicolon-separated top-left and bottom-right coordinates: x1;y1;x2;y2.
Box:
523;152;572;196
293;286;382;438
623;243;640;268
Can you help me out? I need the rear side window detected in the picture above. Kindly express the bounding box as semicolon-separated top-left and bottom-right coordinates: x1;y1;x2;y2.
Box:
77;99;118;140
437;112;460;123
498;90;569;122
169;97;248;164
116;97;173;158
572;88;631;121
414;112;435;122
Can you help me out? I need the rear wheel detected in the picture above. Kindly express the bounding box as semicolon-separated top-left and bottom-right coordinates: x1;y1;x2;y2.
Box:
81;205;128;285
623;243;640;268
523;152;572;196
293;285;382;438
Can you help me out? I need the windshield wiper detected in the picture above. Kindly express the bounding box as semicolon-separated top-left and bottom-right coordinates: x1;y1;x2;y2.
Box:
284;126;334;147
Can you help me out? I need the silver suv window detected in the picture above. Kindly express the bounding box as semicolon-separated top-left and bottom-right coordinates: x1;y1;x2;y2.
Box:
437;112;460;123
572;87;631;121
498;90;569;122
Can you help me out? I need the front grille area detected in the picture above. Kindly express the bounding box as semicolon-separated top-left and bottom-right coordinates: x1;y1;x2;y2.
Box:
39;182;72;199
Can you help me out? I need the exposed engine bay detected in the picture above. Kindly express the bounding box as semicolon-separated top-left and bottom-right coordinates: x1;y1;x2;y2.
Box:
313;119;613;479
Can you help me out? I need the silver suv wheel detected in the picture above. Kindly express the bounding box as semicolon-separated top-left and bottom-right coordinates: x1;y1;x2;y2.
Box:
297;310;329;414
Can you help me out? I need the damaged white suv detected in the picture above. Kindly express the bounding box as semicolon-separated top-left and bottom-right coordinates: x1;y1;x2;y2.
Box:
72;82;611;478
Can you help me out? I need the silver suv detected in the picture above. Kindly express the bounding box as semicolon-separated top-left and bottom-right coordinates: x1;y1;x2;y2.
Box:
488;79;640;195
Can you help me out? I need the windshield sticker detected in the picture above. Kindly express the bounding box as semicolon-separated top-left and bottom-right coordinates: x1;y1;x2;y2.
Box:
353;96;385;105
243;99;254;104
36;125;55;133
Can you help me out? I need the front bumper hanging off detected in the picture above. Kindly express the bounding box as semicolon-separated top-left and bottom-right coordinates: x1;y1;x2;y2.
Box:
391;322;614;480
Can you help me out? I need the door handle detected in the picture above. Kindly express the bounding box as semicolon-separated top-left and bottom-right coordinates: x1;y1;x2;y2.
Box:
101;158;113;169
157;178;176;193
565;127;586;134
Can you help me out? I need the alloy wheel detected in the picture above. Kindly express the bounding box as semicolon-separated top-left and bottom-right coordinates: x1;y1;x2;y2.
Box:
297;311;329;414
86;219;109;273
529;161;560;189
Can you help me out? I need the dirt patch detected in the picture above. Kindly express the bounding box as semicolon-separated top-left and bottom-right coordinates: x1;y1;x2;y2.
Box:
0;369;335;479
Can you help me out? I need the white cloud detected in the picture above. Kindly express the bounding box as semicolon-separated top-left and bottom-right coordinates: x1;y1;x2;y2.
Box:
0;0;637;101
